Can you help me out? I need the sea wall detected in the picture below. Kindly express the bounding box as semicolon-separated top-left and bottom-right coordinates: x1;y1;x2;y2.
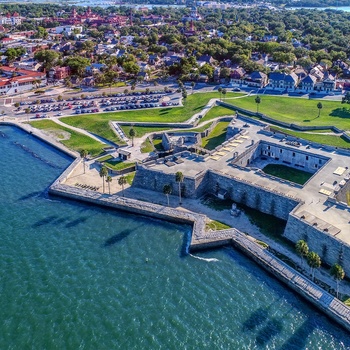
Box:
133;164;201;199
284;213;350;276
0;121;77;158
227;229;350;333
208;171;300;220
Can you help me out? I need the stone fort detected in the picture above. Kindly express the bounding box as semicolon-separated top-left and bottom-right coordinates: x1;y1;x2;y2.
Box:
133;116;350;275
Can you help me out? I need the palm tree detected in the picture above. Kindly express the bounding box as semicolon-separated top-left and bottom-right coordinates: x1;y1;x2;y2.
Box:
118;176;127;197
80;149;88;174
330;263;345;298
317;102;323;118
163;184;172;206
222;88;227;101
175;171;184;205
295;240;309;268
129;127;136;147
255;95;261;114
307;251;321;281
218;86;222;101
106;175;112;195
99;166;108;193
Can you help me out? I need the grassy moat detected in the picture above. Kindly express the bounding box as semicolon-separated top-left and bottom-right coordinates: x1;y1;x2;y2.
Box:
262;163;313;185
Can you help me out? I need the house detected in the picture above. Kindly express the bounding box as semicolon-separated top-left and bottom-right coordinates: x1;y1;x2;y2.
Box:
118;149;131;160
244;71;268;88
148;54;158;65
268;72;298;91
321;74;336;92
230;67;246;85
299;74;317;92
49;66;70;80
197;54;215;66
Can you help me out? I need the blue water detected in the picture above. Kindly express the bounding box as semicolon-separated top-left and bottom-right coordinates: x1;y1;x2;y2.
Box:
1;125;349;349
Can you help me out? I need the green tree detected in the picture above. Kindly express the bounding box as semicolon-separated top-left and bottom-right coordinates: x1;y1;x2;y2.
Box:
34;26;48;39
222;88;227;101
255;95;261;114
218;86;222;101
99;166;108;193
118;176;127;197
175;171;184;205
307;251;321;281
317;102;323;118
64;56;91;77
295;240;309;267
129;127;136;147
34;49;60;70
14;102;20;108
123;61;140;77
80;149;88;174
163;184;172;206
341;92;350;104
106;175;112;195
5;47;26;63
200;63;214;80
191;81;195;94
330;263;345;298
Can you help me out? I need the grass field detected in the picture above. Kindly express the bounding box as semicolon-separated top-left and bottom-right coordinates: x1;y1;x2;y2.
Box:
200;105;235;123
60;92;240;142
140;137;154;153
100;156;135;171
201;121;229;150
206;220;231;230
120;125;169;138
28;120;106;157
225;95;350;130
262;164;313;185
271;126;350;148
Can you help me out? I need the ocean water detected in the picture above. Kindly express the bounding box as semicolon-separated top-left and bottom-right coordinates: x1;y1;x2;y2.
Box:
1;125;350;349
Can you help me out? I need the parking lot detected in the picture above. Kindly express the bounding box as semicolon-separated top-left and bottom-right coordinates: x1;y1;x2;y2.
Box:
15;89;177;119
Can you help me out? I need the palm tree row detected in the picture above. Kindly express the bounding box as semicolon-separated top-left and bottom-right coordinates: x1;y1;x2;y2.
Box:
295;239;345;298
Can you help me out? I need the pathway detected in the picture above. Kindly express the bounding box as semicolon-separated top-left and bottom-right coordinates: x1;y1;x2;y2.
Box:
50;117;116;147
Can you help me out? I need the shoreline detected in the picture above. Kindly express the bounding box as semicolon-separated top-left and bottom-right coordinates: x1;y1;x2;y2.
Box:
2;121;350;333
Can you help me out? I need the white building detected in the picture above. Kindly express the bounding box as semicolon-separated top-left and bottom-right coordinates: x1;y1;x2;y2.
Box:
0;66;46;95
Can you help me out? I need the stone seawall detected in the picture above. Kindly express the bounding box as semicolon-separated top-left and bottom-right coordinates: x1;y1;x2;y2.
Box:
49;183;207;239
48;182;350;333
208;171;300;220
1;121;77;158
284;213;350;277
227;229;350;333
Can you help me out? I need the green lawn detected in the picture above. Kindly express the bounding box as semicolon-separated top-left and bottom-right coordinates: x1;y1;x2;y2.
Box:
262;164;313;185
226;95;350;130
200;106;235;123
272;126;350;149
102;158;135;171
60;92;240;142
28;120;106;157
140;137;154;153
206;220;231;231
125;171;136;185
201;122;229;150
153;138;164;151
120;125;169;138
